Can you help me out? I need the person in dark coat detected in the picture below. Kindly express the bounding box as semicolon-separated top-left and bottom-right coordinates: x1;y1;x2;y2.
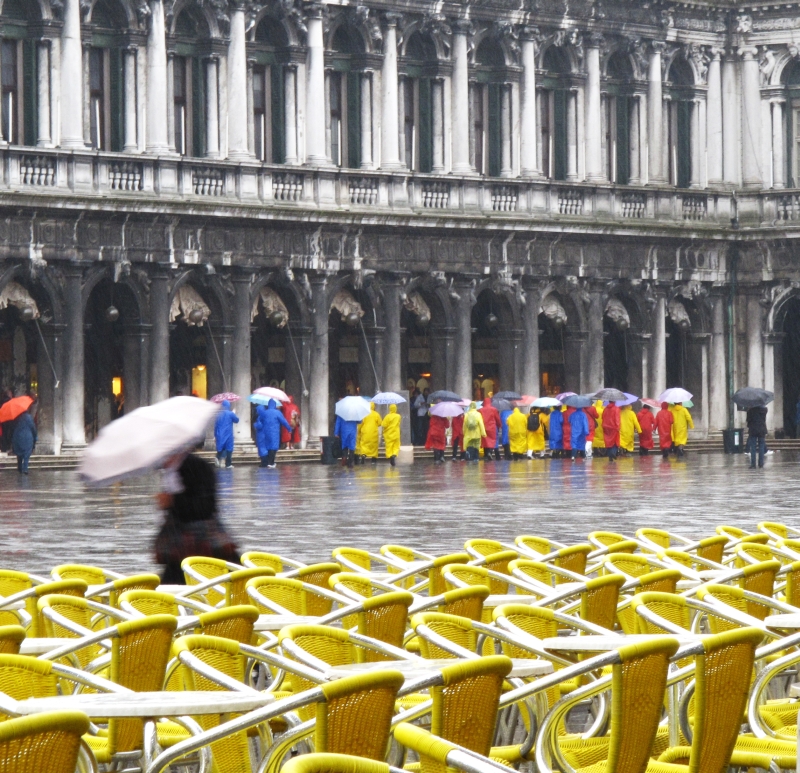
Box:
11;405;36;474
213;400;239;468
746;405;768;469
568;408;589;461
334;414;359;468
253;399;292;468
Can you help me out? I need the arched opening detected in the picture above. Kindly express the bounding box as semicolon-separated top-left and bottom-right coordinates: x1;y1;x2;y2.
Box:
399;30;440;172
471;36;509;176
0;283;38;398
666;57;694;188
782;297;800;437
171;4;212;157
326;23;366;168
401;289;437;392
604;51;635;184
251;15;290;162
328;287;371;401
782;60;800;187
538;295;567;396
540;45;572;180
251;285;301;392
471;289;515;400
603;296;634;392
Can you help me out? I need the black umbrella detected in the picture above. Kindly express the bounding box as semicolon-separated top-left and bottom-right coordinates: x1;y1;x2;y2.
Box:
493;391;522;401
593;388;626;402
563;394;594;408
428;390;463;404
490;398;513;412
732;387;774;409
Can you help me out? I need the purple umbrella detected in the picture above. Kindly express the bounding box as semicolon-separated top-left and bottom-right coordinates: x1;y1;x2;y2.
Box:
211;392;240;403
615;392;639;407
430;401;466;418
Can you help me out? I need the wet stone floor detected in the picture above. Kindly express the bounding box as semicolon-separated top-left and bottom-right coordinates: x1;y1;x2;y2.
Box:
0;451;797;576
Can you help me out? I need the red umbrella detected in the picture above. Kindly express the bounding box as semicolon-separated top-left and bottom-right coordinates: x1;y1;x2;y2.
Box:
211;393;240;403
0;396;33;423
640;398;661;409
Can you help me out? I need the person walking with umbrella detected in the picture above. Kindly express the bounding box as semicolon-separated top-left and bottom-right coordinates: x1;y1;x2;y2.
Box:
254;399;292;468
619;403;641;456
360;402;383;464
526;408;546;459
548;406;564;458
479;396;502;461
568;406;589;461
213;400;239;468
506;407;528;459
462;402;486;461
733;388;774;468
637;401;657;455
587;399;605;457
11;401;36;474
602;401;621;462
655;402;674;458
281;396;301;450
425;410;449;463
451;410;464;461
382;404;402;466
670;403;694;458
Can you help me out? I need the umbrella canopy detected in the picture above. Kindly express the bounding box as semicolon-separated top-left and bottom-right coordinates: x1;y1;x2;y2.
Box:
531;397;562;408
493;391;522;401
616;392;639;407
430;401;464;418
0;395;33;423
210;392;240;404
640;398;661;409
252;386;289;403
334;396;372;422
370;392;406;405
658;387;693;404
555;391;577;401
515;395;538;406
562;394;593;409
733;387;774;409
428;390;463;404
593;388;626;402
491;398;513;413
79;396;220;487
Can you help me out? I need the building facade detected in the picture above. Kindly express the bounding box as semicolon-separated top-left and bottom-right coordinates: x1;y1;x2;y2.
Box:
2;0;800;452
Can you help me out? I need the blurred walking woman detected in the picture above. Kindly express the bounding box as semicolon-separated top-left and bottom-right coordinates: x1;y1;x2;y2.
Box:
12;403;36;474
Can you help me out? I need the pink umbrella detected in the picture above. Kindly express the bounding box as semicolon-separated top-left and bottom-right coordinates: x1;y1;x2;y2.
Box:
252;386;289;403
640;398;661;409
211;392;240;403
431;401;465;418
555;391;576;401
515;395;538;406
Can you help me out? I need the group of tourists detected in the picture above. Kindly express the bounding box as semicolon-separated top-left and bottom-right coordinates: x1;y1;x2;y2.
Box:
426;397;695;463
335;402;403;468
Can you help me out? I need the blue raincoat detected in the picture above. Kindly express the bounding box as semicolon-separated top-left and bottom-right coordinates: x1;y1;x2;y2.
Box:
214;400;239;453
254;400;292;456
568;409;590;450
499;410;513;446
548;410;563;450
334;415;359;451
11;413;36;457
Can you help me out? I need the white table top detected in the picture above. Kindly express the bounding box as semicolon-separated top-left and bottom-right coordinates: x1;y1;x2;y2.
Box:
485;594;541;607
765;614;800;630
324;657;553;680
541;634;701;652
176;614;319;632
19;638;77;655
788;682;800;698
14;691;274;718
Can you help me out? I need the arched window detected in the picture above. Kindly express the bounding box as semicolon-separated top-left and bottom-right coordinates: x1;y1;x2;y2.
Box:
539;45;572;180
87;0;126;151
326;24;364;168
667;57;694;188
250;15;289;163
399;30;440;172
604;52;634;185
0;0;38;146
470;36;509;177
782;60;800;187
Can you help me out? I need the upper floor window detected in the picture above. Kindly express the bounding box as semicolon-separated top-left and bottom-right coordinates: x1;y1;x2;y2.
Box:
1;0;38;147
540;45;571;181
399;31;439;173
326;24;364;169
470;37;507;177
667;57;694;189
250;15;288;163
604;52;634;185
87;0;125;151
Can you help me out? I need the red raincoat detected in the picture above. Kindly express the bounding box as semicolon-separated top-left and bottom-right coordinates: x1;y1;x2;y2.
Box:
480;398;503;449
451;414;464;450
637;408;656;450
425;415;449;451
562;407;575;450
281;398;300;444
602;403;621;448
584;408;597;442
655;402;674;449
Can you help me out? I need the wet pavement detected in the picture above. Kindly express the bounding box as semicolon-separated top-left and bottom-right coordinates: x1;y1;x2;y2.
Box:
1;452;797;576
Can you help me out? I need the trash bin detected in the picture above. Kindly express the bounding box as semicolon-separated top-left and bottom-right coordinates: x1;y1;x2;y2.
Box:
722;428;744;454
320;436;337;465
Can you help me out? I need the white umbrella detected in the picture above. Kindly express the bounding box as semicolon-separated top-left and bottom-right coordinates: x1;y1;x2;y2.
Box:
658;387;693;404
370;392;407;405
335;396;372;422
252;386;289;403
79;396;220;487
531;397;562;408
430;402;464;418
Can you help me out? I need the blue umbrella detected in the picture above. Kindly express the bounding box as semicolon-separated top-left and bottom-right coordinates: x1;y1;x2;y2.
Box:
563;394;593;408
334;396;372;422
428;390;463;403
370;392;406;405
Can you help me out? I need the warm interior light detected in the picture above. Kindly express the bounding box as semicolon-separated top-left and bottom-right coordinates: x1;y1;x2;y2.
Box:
197;365;206;371
191;367;208;399
421;373;431;378
112;377;122;397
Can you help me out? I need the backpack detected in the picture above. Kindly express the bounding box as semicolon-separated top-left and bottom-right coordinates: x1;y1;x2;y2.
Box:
527;414;540;432
464;412;479;432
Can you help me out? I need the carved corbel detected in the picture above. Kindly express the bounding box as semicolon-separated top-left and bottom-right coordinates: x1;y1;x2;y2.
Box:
352;5;383;50
759;46;778;86
685;43;710;84
492;20;519;61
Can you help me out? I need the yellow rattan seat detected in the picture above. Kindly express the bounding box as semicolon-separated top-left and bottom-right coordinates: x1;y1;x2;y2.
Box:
0;627;24;656
241;551;306;573
281;753;392;773
196;605;259;643
464;539;507;559
0;710;90;773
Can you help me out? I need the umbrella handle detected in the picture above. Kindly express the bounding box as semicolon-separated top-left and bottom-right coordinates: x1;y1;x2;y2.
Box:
34;320;60;390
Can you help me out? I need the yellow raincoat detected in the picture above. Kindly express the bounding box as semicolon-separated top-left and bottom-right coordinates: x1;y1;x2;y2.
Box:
355;423;363;456
527;410;546;453
382;404;402;458
619;406;642;452
463;404;487;449
590;401;605;449
360;403;382;458
670;404;694;446
506;408;528;455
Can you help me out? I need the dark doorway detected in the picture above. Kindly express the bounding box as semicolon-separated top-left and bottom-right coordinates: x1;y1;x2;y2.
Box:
782;298;800;437
665;318;686;388
539;313;565;396
603;316;628;391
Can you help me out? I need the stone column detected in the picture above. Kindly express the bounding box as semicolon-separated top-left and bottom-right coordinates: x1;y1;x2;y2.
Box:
231;275;254;448
586;291;604;392
149;273;170;404
286;324;312;447
651;292;667;400
566;89;579;181
772;99;786;189
454;284;474;399
746;294;764;387
709;295;727;430
648;42;665;184
305;5;327;165
765;333;784;432
521;286;541;396
722;53;738;185
284;65;298;164
380;13;401;170
123;325;147;413
690;99;704;188
146;0;169;153
227;3;250;160
585;34;604;182
451;21;472;174
37;322;64;454
431;79;445;173
628;95;641;184
740;46;762;188
205;58;220;158
706;49;723;186
360;71;373;169
123;47;138;152
62;270;85;449
382;280;402;392
500;84;513;177
60;0;84;148
308;277;330;440
36;41;52;147
520;28;541;178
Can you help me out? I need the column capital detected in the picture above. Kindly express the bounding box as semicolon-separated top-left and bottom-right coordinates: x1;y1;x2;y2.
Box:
520;25;539;42
650;40;668;55
382;11;403;27
709;46;724;60
586;32;605;49
451;19;474;36
738;45;759;60
304;2;325;20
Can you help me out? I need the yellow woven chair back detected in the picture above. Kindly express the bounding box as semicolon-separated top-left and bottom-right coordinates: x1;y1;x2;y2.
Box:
173;634;250;773
357;592;413;658
695;585;750;632
0;711;90;773
602;540;638;554
734;543;784;567
317;670;404;759
464;539;505;558
118;590;180;617
514;535;552;555
661;550;698;571
281;753;390;773
508;558;557;587
603;553;652;579
442;564;491;592
635;528;672;549
380;545;418;564
329;573;376;599
758;521;789;540
695;536;728;565
0;627;24;656
106;574;160;608
480;551;517;592
631;593;691;634
438;587;489;621
410;612;476;659
427;554;471;596
332;548;372;571
716;525;749;540
182;556;233;605
297;564;342;614
0;654;57;720
51;564;108;585
224;568;275;607
0;570;32;598
580;575;624;631
780;561;800;607
247;576;307;615
615;570;680;634
240;551;285;572
554;545;591;577
196;605;259;644
37;594;98;669
24;580;87;638
739;561;781;619
588;531;629;548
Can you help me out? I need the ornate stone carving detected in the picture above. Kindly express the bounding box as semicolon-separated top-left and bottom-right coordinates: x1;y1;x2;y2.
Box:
352;5;383;50
736;13;753;33
660;8;674;30
685;43;709;84
493;20;519;60
278;0;306;36
759;46;778;86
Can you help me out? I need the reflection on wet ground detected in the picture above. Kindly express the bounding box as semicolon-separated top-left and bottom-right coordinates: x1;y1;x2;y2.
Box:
0;452;795;575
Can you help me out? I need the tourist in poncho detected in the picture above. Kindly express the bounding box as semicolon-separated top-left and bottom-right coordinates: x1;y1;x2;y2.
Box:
602;401;621;462
254;399;292;468
655;402;674;458
359;402;383;463
213;400;239;468
636;405;656;455
479;396;502;461
382;404;402;466
425;413;449;463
